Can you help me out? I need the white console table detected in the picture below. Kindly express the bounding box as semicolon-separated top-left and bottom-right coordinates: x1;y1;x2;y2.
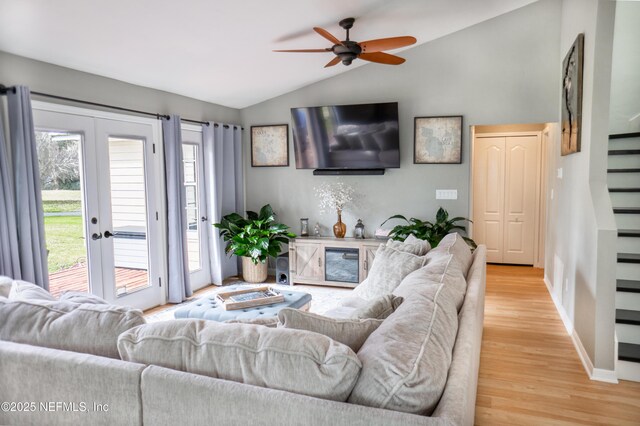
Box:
288;237;384;288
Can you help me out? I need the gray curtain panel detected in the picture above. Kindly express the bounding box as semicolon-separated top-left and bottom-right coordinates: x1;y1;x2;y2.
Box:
6;86;49;289
162;115;192;303
203;122;244;285
0;104;21;278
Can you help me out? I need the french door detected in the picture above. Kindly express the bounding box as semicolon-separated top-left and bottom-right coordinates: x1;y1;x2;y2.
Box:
181;126;212;290
33;104;165;310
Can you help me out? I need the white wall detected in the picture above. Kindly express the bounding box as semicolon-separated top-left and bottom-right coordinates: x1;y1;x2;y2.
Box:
0;51;241;125
544;0;617;376
609;1;640;134
240;0;561;236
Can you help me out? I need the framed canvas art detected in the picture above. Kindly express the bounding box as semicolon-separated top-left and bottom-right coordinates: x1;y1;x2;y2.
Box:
251;124;289;167
414;116;463;164
561;33;584;156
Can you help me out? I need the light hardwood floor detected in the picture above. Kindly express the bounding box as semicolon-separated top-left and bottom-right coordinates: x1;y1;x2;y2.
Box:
145;265;640;424
477;264;640;425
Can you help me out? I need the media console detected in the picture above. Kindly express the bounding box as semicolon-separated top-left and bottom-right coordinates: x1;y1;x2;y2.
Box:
288;237;384;288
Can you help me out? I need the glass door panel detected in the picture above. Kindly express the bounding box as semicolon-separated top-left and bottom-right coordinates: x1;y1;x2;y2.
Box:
107;137;150;296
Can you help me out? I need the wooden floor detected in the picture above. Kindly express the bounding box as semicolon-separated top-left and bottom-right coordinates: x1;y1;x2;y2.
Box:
144;265;640;424
476;264;640;425
48;264;148;298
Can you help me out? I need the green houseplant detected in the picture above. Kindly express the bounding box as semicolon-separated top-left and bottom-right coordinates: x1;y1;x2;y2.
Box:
213;204;295;283
381;207;476;249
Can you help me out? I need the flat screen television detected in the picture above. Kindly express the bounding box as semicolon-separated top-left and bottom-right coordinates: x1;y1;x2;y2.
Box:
291;102;400;170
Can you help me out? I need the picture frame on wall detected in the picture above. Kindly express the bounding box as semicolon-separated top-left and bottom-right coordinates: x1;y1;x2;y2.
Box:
414;115;463;164
251;124;289;167
561;33;584;156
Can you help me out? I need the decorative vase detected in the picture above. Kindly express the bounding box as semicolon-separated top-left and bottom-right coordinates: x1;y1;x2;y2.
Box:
333;210;347;238
241;257;268;283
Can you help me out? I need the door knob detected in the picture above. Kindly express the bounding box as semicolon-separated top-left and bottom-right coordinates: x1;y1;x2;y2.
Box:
201;216;208;222
91;232;102;240
104;230;114;238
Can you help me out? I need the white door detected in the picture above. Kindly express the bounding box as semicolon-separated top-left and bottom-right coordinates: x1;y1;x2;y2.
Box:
33;105;165;310
472;134;540;265
181;126;212;290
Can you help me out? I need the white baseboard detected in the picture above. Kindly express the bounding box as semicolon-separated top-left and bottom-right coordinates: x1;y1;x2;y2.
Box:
544;276;618;383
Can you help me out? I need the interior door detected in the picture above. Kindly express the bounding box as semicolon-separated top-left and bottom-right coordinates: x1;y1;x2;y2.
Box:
181;127;211;290
95;118;164;309
503;136;540;264
473;137;506;263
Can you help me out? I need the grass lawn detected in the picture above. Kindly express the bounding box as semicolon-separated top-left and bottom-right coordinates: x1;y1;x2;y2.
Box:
43;200;81;213
44;216;86;273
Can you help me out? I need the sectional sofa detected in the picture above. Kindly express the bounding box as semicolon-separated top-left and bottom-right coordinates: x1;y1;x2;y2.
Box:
0;235;486;426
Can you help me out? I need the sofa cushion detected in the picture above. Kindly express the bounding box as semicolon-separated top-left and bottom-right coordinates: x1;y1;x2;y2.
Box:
350;294;404;320
8;280;56;302
386;235;431;256
353;245;426;300
59;291;109;305
118;319;362;402
348;255;463;415
426;233;473;277
277;308;382;352
0;276;13;298
0;299;145;358
223;317;279;328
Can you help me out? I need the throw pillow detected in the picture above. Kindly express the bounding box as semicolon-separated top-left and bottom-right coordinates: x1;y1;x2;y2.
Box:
0;276;13;298
59;291;109;305
277;308;383;352
426;233;473;277
350;294;404;320
0;298;145;358
353;245;426;300
386;235;431;256
348;255;463;415
8;280;56;302
118;319;362;402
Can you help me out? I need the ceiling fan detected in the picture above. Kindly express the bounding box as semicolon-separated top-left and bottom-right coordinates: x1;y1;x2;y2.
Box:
274;18;417;68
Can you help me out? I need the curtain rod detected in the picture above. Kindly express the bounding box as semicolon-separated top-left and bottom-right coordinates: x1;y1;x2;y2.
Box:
0;84;243;130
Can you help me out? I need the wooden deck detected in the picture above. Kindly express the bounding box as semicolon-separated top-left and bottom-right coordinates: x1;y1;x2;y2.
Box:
48;264;149;298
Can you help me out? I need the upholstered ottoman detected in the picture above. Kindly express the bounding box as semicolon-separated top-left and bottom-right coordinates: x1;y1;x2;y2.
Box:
173;285;312;322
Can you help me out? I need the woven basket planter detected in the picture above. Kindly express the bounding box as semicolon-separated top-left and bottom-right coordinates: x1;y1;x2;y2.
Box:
241;257;268;283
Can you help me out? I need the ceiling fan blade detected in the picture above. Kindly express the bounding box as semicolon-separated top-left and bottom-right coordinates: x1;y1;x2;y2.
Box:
273;48;331;53
359;52;406;65
324;56;341;68
313;27;342;45
359;36;417;53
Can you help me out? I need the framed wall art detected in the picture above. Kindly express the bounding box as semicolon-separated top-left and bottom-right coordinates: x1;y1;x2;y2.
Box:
414;115;463;164
561;33;584;156
251;124;289;167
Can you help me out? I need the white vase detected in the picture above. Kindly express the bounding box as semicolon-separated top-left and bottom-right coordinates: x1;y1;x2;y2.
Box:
241;257;268;283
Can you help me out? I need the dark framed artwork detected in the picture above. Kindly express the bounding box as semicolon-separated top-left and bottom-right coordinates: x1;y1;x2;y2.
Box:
414;116;463;164
250;124;289;167
561;33;584;156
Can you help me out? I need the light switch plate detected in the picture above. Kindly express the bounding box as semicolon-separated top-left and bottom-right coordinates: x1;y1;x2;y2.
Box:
436;189;458;200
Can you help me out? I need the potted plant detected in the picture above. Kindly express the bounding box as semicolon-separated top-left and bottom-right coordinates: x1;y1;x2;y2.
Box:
214;204;295;283
381;207;476;249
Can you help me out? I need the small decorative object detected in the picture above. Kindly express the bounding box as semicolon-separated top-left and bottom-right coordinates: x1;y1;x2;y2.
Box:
414;116;463;164
314;222;321;237
375;228;391;240
300;218;309;236
251;124;289;167
561;33;584;156
314;180;355;239
355;219;365;239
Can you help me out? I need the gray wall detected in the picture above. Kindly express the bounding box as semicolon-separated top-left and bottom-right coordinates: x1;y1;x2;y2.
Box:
240;0;561;237
609;1;640;134
0;51;241;124
544;0;617;372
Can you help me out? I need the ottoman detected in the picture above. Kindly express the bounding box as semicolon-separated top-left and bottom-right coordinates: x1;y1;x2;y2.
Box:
174;285;312;322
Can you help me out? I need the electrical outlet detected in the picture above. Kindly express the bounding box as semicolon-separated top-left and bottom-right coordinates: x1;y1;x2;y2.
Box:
436;189;458;200
557;168;563;179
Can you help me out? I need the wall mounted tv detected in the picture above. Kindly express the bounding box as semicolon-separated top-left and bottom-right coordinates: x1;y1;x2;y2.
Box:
291;102;399;172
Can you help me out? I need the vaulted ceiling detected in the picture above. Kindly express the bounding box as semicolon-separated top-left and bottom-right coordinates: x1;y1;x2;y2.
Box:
0;0;537;108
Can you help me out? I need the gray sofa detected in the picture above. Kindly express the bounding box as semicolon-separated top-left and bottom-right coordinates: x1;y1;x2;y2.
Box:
0;245;486;426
